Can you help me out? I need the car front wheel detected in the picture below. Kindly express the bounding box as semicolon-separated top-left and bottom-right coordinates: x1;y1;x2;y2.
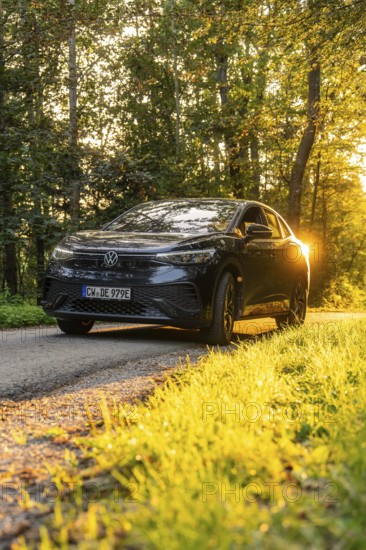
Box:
57;319;94;335
276;276;308;329
200;272;236;345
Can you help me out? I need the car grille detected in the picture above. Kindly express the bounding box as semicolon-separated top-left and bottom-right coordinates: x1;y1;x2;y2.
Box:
66;253;158;271
44;279;199;318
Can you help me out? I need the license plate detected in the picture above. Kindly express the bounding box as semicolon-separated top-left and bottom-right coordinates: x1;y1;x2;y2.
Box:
82;285;131;300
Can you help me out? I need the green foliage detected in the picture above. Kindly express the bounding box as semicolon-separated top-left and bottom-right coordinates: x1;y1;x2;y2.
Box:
82;151;157;227
321;275;366;310
0;303;56;328
0;289;27;306
37;320;366;548
0;0;366;302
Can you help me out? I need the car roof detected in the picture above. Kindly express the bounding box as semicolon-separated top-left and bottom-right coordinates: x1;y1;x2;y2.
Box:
140;198;264;207
140;198;278;213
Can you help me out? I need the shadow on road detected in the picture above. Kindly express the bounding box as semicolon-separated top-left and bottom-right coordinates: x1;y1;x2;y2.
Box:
86;318;279;344
0;319;280;401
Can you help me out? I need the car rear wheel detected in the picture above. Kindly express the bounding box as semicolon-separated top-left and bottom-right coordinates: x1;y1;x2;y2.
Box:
200;272;236;345
57;319;94;335
276;276;307;329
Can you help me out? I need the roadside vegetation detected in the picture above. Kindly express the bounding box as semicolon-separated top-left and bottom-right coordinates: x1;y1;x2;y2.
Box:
23;319;366;549
0;292;55;328
320;275;366;311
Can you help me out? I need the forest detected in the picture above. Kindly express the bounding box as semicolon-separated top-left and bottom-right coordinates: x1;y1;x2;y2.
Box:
0;0;365;306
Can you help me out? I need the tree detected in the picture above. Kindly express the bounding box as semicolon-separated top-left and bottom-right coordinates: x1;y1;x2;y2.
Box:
0;0;20;294
68;0;80;228
288;56;320;230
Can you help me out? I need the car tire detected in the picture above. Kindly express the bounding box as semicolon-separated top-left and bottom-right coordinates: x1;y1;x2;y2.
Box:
57;319;94;335
200;272;236;345
276;275;308;329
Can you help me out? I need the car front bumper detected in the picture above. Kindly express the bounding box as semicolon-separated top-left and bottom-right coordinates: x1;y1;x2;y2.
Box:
42;262;215;329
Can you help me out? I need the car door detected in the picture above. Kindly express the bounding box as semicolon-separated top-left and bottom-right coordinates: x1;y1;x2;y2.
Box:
261;208;291;313
237;205;278;316
276;214;298;303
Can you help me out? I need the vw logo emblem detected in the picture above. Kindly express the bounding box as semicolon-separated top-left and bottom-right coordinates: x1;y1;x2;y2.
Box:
104;250;119;267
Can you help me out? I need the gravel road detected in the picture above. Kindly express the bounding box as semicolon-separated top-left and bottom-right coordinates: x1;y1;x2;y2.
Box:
1;311;366;400
0;323;208;399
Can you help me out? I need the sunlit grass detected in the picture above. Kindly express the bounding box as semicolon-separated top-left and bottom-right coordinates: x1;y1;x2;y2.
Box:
25;320;366;549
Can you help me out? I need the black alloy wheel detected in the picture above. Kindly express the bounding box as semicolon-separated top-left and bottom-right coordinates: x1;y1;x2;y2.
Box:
276;275;307;329
200;272;236;345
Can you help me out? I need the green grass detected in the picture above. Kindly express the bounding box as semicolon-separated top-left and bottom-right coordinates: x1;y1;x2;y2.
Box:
28;320;366;549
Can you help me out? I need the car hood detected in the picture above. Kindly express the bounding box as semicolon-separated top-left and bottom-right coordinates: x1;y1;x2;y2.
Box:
62;230;220;253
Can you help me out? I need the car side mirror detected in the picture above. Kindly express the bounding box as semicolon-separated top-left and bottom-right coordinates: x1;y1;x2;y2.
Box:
243;223;273;242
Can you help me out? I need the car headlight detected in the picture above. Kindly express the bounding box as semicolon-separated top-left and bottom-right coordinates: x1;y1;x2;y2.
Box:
51;245;74;261
155;249;215;265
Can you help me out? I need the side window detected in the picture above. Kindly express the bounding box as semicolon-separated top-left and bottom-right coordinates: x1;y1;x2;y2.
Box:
264;209;281;239
278;216;292;238
238;207;265;235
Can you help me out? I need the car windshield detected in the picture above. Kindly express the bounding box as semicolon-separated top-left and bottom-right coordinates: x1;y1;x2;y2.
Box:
105;200;239;234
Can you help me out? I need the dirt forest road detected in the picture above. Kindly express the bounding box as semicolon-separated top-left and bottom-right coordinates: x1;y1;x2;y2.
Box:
1;311;366;400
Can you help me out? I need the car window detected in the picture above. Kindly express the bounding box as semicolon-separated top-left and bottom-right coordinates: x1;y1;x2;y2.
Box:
105;200;240;234
278;216;292;238
264;209;281;239
238;207;265;236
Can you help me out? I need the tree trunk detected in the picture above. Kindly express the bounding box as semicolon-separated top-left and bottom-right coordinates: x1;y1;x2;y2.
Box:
170;0;180;158
68;0;80;228
310;152;321;226
0;0;18;294
20;0;45;303
249;131;260;199
35;235;45;303
248;47;268;201
216;52;229;107
288;60;320;231
347;233;366;272
2;191;18;295
215;48;249;199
